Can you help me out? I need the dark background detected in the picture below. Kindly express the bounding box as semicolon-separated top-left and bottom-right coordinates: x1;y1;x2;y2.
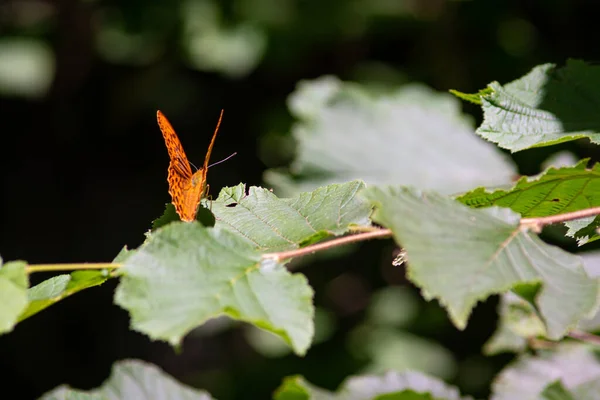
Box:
1;1;599;399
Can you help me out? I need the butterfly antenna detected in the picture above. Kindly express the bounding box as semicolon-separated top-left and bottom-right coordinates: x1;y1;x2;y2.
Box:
189;161;200;171
203;109;225;171
208;152;237;169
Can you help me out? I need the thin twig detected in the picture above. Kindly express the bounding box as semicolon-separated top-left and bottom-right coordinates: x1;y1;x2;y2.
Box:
527;337;557;350
348;225;383;233
262;229;393;262
568;330;600;346
520;206;600;231
26;263;121;274
21;205;600;271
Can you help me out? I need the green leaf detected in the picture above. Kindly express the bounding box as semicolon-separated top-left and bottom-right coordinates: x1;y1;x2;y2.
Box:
492;343;600;400
577;251;600;332
18;271;109;322
457;160;598;214
540;381;575;400
348;327;456;380
366;286;420;328
40;359;213;399
486;250;600;355
265;76;515;196
151;203;180;230
570;379;600;400
565;216;600;246
41;391;104;400
449;87;493;105
274;371;473;400
361;186;599;339
274;376;334;400
541;151;579;171
476;59;600;152
152;203;216;231
115;222;314;355
211;181;372;251
457;160;600;244
0;259;29;334
482;293;537;355
113;246;133;263
181;0;266;78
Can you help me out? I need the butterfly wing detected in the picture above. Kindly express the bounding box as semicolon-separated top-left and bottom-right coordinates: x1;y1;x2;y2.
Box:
157;110;196;221
191;109;225;199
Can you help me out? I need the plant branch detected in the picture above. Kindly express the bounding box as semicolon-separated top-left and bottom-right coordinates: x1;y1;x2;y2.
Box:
262;229;393;262
262;205;600;262
21;205;600;270
26;263;121;274
520;206;600;231
348;225;384;233
568;330;600;346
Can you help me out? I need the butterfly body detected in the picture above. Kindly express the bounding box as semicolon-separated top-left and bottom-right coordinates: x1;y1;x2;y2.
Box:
157;110;223;222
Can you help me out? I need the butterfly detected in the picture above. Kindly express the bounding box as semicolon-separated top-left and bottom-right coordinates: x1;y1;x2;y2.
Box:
157;110;224;222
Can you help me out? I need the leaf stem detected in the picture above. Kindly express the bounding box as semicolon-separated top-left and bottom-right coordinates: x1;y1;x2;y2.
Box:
262;229;393;262
26;263;121;274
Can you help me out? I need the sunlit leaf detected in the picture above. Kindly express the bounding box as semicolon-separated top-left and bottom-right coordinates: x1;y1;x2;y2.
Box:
362;186;599;339
18;271;109;322
476;60;600;152
491;344;600;400
265;76;515;196
246;307;335;358
457;160;600;245
115;223;314;355
41;359;213;399
486;250;600;354
211;181;372;251
275;371;473;400
483;292;540;355
0;259;28;334
540;151;579;171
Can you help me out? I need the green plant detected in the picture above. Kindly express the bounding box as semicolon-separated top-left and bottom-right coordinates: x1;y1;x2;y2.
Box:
4;59;600;399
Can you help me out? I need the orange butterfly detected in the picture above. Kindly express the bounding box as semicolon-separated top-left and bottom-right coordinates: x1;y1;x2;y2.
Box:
157;110;224;222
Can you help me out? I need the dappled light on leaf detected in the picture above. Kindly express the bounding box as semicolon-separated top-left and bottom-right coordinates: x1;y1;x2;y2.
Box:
362;186;599;339
274;371;473;400
41;359;214;400
457;160;600;245
115;222;314;355
265;76;515;196
212;181;372;251
0;260;29;334
487;250;600;355
476;60;600;152
491;343;600;400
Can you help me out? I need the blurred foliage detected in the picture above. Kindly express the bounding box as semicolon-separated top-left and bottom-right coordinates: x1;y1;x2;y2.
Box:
1;0;599;399
0;37;55;97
